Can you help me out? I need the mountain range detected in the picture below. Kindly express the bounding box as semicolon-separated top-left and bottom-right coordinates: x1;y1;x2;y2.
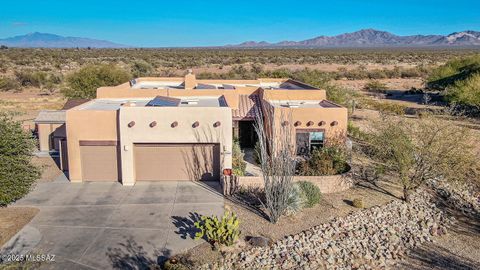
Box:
1;29;480;48
230;29;480;48
0;32;127;48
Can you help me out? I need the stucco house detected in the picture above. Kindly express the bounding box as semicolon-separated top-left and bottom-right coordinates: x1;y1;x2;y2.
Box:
35;71;347;185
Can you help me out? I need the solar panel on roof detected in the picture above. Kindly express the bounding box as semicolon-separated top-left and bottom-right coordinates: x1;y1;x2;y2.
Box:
146;96;180;107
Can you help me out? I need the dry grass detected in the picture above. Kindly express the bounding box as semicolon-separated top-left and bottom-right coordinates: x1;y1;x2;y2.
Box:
31;156;63;183
0;207;39;247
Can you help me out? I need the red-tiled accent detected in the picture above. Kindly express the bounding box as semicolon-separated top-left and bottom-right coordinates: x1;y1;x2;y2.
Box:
232;94;260;120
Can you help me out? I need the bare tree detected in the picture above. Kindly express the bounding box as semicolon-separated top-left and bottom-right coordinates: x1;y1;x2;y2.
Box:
254;105;296;223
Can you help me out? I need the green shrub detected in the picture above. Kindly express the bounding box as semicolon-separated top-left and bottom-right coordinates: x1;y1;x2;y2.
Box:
359;98;406;115
0;77;20;91
286;183;306;214
297;145;349;176
347;121;367;140
297;181;321;208
232;139;246;176
363;80;388;93
194;211;240;248
445;73;480;107
14;70;47;87
352;198;364;208
131;60;154;78
427;55;480;90
0;114;40;206
62;64;131;99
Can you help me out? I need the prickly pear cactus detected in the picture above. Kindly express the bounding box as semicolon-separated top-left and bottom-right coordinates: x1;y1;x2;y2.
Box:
194;211;240;247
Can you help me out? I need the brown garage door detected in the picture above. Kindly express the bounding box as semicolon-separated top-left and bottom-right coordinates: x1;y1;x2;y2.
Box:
80;142;119;181
134;143;220;181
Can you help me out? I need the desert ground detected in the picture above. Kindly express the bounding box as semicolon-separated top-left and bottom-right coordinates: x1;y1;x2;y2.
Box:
1;48;479;269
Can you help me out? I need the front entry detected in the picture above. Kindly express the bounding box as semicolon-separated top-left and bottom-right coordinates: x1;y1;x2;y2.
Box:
238;121;257;148
134;143;220;181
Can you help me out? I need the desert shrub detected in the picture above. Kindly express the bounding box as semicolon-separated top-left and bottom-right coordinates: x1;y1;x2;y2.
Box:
363;114;479;202
427;54;480;90
163;259;188;270
347;121;367;140
0;77;20;91
254;108;296;223
363;80;388;93
14;70;47;87
445;73;480;108
297;181;321;208
358;98;406;115
286;183;307;214
0;114;40;206
232;139;246;176
297;145;349;176
352;198;364;208
62;64;131;99
194;211;240;248
131;60;154;78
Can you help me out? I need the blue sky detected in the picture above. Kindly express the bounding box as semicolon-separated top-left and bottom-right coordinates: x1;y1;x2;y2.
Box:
1;0;479;47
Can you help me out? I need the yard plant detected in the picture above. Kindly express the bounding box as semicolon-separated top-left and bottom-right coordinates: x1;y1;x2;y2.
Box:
254;108;296;223
297;181;322;208
232;139;246;176
0;114;40;206
194;211;240;248
62;64;131;99
363;113;479;202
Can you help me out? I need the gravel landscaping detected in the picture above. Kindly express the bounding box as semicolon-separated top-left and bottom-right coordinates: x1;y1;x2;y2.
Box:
217;190;454;269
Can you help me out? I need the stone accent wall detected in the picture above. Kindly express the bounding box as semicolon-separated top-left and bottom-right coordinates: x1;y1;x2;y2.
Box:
221;173;352;195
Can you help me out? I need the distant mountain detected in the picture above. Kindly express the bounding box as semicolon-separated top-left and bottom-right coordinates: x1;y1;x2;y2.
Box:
228;29;480;48
0;32;128;48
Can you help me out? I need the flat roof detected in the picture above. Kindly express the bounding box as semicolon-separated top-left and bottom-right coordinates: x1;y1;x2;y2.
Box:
78;96;227;111
128;78;317;90
269;100;341;108
35;110;66;123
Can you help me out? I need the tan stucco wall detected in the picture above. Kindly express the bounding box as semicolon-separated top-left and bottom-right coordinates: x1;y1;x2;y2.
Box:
222;174;352;195
118;106;232;186
262;89;327;101
270;106;348;146
37;123;65;152
65;110;118;182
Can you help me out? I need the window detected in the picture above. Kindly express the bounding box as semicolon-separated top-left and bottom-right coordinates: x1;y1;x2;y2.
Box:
296;130;325;155
309;132;324;151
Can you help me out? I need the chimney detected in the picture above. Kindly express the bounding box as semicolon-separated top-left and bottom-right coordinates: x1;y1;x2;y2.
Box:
184;69;196;89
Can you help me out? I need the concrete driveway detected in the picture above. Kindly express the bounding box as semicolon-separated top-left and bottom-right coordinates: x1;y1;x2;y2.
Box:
1;176;224;269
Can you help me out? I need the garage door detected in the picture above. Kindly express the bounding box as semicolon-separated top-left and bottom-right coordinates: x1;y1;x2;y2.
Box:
134;143;220;181
80;142;119;181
